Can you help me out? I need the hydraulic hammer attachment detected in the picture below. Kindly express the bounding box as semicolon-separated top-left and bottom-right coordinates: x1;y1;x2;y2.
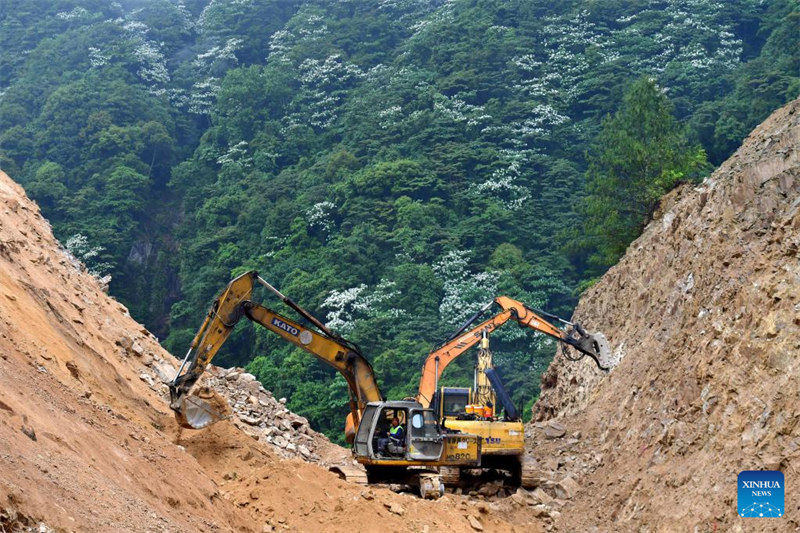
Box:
562;323;614;370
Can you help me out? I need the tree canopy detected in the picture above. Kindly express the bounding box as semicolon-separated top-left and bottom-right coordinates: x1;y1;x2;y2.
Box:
574;78;711;274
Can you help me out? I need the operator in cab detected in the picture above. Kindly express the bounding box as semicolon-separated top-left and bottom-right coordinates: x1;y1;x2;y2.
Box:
378;417;405;455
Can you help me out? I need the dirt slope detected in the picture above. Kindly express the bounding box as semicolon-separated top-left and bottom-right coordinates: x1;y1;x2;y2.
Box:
528;98;800;531
0;169;540;532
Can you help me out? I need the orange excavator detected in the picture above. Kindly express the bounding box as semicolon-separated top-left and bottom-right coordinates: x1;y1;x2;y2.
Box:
416;295;611;486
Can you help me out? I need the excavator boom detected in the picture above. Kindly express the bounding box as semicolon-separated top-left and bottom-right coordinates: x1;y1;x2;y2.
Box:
169;271;381;439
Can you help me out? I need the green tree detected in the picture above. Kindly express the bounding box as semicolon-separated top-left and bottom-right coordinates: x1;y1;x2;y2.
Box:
27;161;68;210
576;78;710;274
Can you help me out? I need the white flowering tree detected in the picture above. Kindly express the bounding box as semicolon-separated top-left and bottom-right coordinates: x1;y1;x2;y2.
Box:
322;279;405;335
432;250;498;327
306;201;337;236
64;234;113;278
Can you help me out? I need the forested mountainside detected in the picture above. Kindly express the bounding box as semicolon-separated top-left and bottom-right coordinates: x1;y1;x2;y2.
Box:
1;0;797;440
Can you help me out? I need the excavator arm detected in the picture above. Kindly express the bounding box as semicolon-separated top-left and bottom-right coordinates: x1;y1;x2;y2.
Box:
242;303;381;412
416;296;611;407
493;296;611;367
169;271;382;441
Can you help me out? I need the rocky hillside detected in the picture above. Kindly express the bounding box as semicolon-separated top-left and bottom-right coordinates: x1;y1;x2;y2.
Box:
527;98;800;530
0;169;540;532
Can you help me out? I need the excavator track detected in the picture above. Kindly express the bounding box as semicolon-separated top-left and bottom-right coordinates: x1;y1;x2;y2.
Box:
329;463;369;485
439;466;461;485
520;456;542;489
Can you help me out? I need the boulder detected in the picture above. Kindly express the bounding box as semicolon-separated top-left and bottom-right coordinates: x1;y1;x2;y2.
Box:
240;415;261;426
152;361;175;383
543;420;566;439
510;488;529;506
385;502;405;516
130;341;145;357
531;488;554;505
554;476;580;500
298;445;312;458
117;336;133;351
139;372;154;387
467;515;483;531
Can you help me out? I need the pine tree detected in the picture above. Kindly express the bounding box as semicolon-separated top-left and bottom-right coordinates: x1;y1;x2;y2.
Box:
578;78;710;273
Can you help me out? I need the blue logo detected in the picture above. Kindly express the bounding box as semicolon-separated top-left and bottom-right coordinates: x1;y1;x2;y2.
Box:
271;317;299;336
738;470;784;518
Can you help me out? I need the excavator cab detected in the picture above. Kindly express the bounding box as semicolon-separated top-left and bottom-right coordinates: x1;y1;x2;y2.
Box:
432;387;471;421
358;401;432;460
354;400;480;465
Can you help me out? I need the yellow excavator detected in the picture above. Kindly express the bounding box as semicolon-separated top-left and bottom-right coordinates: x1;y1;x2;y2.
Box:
169;271;482;498
416;295;611;486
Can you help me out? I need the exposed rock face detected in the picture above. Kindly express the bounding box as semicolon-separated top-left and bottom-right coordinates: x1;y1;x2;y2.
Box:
529;99;800;530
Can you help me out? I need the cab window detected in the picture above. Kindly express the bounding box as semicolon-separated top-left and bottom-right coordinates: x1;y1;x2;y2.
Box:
442;390;469;417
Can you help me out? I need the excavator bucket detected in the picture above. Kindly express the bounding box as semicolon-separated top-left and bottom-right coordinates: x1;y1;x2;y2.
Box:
174;387;229;429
